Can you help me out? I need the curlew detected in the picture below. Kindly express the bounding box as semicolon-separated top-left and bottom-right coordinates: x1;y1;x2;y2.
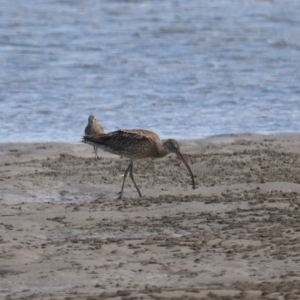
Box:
82;129;195;199
84;115;104;160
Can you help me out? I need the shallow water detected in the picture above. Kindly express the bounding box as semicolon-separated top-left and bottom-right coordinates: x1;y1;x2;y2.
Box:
0;0;300;142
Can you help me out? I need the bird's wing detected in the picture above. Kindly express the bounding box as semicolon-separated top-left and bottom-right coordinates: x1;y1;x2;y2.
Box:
118;129;161;140
83;129;159;158
84;125;90;135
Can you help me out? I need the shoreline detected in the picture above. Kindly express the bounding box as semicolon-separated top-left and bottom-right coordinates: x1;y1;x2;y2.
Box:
1;132;300;299
1;130;300;145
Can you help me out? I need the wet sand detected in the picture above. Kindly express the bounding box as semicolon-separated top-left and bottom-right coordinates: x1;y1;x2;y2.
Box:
1;133;300;299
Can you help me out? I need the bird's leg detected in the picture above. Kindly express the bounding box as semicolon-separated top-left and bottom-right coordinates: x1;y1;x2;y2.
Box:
118;161;132;199
93;147;98;160
150;158;157;185
129;161;142;197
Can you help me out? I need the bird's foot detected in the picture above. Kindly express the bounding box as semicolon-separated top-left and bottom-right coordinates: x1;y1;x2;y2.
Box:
117;191;123;200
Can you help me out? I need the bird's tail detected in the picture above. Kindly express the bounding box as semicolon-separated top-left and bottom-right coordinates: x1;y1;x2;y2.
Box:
82;134;103;142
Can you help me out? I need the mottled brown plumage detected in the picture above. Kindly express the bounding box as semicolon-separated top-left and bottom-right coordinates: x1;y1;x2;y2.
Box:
84;115;104;160
82;129;195;199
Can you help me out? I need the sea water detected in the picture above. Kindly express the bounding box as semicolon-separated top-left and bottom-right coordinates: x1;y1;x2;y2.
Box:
0;0;300;142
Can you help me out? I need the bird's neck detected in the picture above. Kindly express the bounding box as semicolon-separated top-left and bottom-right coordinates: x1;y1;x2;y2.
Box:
156;142;169;158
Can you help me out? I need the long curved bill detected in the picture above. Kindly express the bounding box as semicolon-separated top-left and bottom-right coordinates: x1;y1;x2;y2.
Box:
176;152;195;190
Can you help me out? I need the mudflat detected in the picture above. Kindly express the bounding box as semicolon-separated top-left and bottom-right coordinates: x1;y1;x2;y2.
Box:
1;133;300;299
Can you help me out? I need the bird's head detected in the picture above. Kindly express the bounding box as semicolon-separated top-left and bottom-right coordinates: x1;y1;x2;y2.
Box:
163;139;180;154
88;115;96;124
163;139;195;189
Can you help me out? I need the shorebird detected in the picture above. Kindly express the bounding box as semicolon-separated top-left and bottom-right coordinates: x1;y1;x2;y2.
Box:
84;115;104;160
82;129;195;199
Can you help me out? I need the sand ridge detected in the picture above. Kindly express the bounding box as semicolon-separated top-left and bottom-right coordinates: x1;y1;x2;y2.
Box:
1;133;300;299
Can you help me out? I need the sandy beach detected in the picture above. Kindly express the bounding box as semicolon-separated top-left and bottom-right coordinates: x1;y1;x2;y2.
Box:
1;133;300;299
